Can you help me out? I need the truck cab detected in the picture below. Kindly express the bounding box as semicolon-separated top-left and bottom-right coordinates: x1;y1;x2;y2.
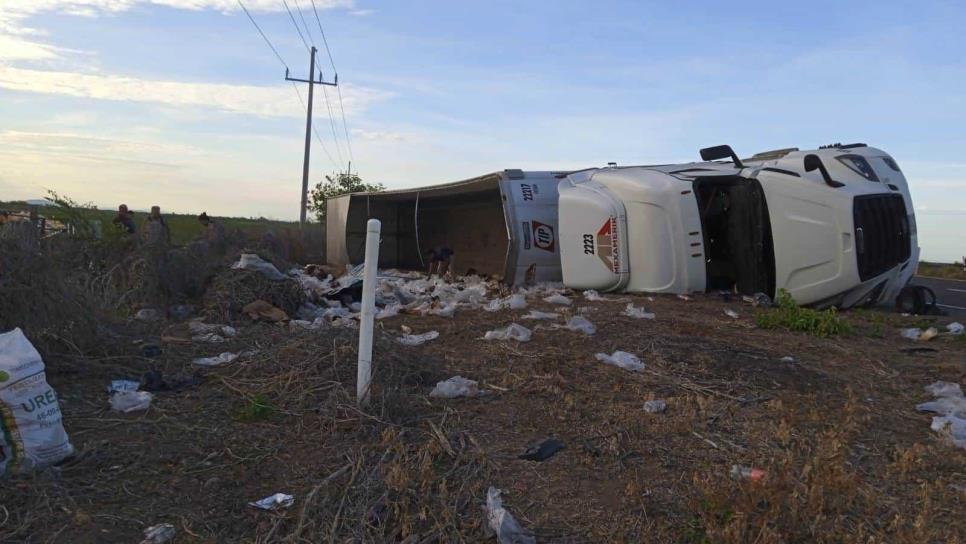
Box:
557;143;918;307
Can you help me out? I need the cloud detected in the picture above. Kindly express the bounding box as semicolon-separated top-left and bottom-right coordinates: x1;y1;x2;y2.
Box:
351;129;411;142
0;64;388;118
349;9;374;16
0;0;355;60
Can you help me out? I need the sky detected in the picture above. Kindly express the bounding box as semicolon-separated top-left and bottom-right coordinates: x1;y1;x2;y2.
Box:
0;0;963;262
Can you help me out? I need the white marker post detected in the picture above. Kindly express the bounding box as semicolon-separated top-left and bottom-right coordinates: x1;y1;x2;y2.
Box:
356;218;381;406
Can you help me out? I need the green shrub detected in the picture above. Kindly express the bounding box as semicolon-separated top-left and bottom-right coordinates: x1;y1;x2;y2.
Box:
755;289;851;337
237;394;275;422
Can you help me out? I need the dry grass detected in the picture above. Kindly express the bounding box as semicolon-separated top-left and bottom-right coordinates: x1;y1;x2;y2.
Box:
1;282;964;543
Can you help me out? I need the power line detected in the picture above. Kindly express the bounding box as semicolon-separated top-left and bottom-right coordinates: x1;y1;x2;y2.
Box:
309;0;337;72
308;0;354;163
236;0;289;70
280;0;312;53
282;0;345;169
236;0;341;173
291;81;339;170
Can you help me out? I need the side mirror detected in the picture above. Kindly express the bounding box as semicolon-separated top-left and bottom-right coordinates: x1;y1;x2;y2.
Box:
699;145;743;168
803;154;844;188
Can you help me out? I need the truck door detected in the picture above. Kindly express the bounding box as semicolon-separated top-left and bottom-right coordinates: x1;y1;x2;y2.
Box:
754;170;846;302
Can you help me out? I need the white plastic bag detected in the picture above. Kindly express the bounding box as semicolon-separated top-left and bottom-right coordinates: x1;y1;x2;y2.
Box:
561;316;596;335
543;294;572;306
917;380;966;449
110;391;153;413
521;310;559;320
398;331;440;346
430;376;481;398
232;253;285;280
643;399;667;413
485;487;535;544
249;492;295;510
948;322;964;335
582;289;605;301
141;523;176;544
192;352;239;367
595;351;644;372
375;304;400;320
623;303;655;320
724;309;739;319
0;328;74;475
483;324;532;342
900;328;922;340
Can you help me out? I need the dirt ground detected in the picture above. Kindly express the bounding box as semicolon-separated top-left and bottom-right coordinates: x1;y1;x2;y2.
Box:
1;289;964;543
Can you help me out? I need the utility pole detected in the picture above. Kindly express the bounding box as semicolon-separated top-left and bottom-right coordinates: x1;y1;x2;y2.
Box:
285;46;337;228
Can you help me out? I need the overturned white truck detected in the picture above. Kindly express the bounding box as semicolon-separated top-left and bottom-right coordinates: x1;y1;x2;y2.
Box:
558;143;919;307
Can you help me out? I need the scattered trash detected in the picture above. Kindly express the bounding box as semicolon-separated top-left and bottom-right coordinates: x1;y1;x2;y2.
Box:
947;322;964;335
0;328;74;475
919;327;939;341
189;321;237;340
741;292;772;307
583;290;605;301
110;391;153;413
108;380;140;393
623;303;655;319
140;523;176;544
677;294;691;301
595;351;644;372
561;315;596;335
289;318;325;331
643;399;667;413
917;381;966;450
429;302;458;317
397;331;440;346
900;328;922;340
135;308;161;322
519;438;565;461
484;487;535;544
243;299;289;322
779;356;796;364
192;352;240;367
521;310;559;320
543;293;572;306
724;309;739;319
430;376;481;398
483;324;532;342
485;294;528;312
249;493;295;510
731;464;766;482
375;304;400;320
232;253;285;280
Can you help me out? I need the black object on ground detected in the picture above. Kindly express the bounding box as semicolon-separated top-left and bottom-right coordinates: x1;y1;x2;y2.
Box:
896;285;941;315
141;370;205;392
519;438;565;462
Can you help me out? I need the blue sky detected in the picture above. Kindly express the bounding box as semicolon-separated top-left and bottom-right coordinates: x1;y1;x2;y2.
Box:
0;0;963;261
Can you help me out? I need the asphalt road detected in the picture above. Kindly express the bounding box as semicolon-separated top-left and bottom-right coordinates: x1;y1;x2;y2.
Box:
911;275;966;316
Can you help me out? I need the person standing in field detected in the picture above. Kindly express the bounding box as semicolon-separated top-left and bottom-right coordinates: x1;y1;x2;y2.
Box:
142;205;171;247
112;204;136;234
197;212;226;254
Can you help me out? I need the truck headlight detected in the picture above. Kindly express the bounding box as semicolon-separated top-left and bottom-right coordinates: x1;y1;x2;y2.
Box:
836;154;880;182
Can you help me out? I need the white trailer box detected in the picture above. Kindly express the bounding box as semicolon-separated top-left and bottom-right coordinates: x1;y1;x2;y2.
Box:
326;170;565;284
